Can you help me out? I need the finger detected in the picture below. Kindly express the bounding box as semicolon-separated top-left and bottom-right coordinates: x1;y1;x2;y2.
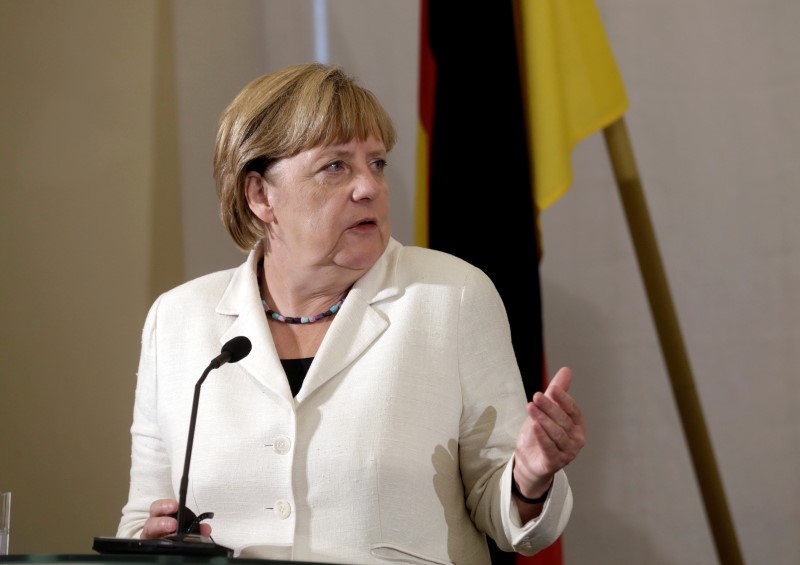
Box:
149;499;179;518
528;400;571;448
532;391;575;431
541;386;585;428
142;515;178;539
525;414;576;472
529;396;585;454
199;523;212;537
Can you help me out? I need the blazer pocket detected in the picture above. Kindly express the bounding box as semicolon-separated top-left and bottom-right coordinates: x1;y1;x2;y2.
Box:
370;542;454;565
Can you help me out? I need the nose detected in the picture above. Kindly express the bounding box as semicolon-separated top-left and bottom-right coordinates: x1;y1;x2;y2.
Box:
351;169;386;201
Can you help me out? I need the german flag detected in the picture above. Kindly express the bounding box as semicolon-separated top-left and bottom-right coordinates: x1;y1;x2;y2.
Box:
415;1;627;564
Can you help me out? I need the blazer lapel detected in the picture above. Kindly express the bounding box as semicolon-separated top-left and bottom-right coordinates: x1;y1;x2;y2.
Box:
216;245;294;404
296;238;402;401
296;290;388;401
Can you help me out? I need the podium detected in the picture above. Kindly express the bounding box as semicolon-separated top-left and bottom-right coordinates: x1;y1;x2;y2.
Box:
0;556;334;565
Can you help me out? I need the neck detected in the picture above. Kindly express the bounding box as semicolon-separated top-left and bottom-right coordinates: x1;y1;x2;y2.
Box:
258;256;355;320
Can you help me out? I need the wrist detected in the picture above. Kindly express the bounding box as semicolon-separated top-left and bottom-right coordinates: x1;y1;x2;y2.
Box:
511;476;552;505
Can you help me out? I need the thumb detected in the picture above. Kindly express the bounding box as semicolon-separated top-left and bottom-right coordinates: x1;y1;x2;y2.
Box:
545;366;572;397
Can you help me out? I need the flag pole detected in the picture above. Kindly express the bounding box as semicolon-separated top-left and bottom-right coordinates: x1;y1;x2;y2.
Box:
601;117;744;565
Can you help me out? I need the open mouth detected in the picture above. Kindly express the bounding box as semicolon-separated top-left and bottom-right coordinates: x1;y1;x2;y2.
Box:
350;219;376;229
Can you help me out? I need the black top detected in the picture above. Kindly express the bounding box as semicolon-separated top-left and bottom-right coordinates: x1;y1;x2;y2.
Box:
280;357;313;396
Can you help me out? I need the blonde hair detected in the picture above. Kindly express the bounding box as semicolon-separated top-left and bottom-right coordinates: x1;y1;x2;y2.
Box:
213;63;397;251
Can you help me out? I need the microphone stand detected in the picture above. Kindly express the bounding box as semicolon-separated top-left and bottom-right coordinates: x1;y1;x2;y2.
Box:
171;363;215;540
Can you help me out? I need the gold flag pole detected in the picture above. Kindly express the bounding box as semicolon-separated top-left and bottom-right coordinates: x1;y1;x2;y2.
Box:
602;117;744;565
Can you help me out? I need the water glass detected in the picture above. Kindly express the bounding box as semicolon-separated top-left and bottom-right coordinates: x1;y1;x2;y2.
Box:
0;491;10;556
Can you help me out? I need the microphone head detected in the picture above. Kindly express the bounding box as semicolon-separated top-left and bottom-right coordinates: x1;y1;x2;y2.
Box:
221;336;252;364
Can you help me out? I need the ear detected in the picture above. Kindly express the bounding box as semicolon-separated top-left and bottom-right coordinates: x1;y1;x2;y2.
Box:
245;171;274;223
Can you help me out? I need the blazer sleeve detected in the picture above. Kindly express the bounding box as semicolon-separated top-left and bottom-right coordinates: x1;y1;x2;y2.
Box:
116;294;176;538
456;267;573;554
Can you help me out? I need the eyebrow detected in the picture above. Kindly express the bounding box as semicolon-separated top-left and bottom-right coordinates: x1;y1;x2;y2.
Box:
314;143;387;162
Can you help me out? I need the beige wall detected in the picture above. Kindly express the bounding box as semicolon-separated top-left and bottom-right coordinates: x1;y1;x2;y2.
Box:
0;0;418;555
0;0;182;553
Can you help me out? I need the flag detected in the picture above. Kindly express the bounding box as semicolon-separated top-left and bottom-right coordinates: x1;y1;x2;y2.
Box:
516;0;628;212
415;1;627;564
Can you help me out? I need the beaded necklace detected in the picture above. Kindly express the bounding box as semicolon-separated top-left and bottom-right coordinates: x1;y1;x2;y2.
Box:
261;295;345;324
257;260;348;324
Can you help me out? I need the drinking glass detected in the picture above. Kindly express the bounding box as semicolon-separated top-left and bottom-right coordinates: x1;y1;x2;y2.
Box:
0;491;10;556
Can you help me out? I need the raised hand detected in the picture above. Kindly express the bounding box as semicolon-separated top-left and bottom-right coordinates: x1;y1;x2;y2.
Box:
513;367;586;505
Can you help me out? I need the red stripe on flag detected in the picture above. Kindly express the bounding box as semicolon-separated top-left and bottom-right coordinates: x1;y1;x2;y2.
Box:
517;537;563;565
418;0;436;139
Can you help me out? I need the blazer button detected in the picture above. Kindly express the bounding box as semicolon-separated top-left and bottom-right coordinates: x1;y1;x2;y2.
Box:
273;436;292;454
274;500;292;519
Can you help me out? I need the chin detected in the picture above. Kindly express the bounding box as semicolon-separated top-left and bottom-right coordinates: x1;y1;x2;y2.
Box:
337;241;387;272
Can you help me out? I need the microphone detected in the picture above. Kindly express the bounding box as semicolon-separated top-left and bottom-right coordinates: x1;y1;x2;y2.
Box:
209;335;252;369
93;336;252;557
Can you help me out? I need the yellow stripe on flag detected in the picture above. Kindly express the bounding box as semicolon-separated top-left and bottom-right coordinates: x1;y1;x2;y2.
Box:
516;0;628;211
414;121;430;247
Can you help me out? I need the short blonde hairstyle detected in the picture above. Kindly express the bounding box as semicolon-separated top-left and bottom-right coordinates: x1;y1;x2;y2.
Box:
213;63;397;251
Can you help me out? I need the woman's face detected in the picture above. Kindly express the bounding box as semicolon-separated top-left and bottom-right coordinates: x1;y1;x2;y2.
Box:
253;135;391;273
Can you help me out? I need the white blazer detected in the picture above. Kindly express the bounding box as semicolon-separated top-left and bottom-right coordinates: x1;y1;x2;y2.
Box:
117;238;572;564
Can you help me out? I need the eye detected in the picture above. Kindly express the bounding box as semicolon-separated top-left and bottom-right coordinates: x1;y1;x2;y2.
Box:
325;160;345;172
371;159;388;172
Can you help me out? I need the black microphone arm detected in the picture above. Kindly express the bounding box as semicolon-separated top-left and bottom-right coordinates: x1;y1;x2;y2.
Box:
173;336;252;537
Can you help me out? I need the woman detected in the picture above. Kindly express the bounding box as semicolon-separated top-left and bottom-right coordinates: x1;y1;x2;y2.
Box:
116;63;585;564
